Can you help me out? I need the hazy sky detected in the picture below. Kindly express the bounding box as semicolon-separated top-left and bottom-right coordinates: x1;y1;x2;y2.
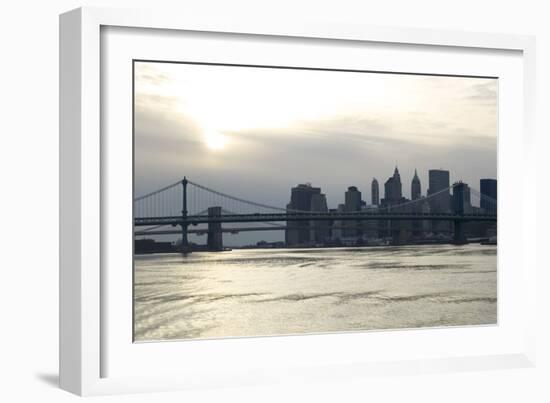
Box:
134;61;497;245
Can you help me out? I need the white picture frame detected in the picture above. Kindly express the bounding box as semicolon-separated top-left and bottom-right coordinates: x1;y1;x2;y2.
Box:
59;6;537;396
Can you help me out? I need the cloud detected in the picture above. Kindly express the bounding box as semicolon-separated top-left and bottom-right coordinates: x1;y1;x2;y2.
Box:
134;63;171;86
464;80;498;104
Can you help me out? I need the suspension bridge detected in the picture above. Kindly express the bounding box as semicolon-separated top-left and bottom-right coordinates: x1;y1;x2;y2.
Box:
134;177;497;251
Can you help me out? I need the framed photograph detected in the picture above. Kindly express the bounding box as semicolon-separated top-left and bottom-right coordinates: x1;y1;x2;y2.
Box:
60;7;537;396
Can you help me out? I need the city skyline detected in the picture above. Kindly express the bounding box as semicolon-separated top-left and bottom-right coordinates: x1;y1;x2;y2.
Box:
134;165;497;249
280;167;496;210
135;164;497;211
282;166;495;247
134;61;497;245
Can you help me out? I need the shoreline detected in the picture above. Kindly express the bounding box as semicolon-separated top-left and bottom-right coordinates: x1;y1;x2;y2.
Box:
134;239;496;255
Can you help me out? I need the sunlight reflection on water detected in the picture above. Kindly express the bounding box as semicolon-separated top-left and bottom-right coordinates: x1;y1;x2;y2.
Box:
134;244;497;341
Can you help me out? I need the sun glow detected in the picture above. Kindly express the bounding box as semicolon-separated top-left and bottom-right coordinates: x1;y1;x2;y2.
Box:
204;130;228;151
137;62;497;157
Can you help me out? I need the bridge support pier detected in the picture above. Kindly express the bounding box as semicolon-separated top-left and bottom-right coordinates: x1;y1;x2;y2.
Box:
179;223;190;252
391;229;402;245
452;220;468;245
207;206;223;251
180;177;191;253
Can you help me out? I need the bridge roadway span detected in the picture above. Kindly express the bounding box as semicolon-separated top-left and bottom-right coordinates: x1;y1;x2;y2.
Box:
136;225;448;236
134;211;497;227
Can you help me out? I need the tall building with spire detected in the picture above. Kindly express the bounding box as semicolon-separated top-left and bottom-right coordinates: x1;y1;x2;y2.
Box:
381;166;407;243
411;169;421;200
371;178;379;205
382;166;403;205
410;169;424;237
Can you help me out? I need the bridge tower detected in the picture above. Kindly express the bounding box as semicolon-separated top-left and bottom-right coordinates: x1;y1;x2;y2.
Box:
207;206;223;251
452;182;468;245
180;177;190;252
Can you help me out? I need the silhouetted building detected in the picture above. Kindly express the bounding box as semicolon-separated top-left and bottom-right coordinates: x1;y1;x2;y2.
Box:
453;182;489;239
207;206;223;251
344;186;362;237
310;193;329;243
452;182;472;214
465;185;471;208
479;178;497;237
382;166;403;205
420;198;431;234
380;167;410;242
285;183;321;246
410;170;423;236
452;182;467;214
428;169;451;233
285;202;298;245
411;169;421;200
362;205;381;239
371;178;379;205
331;204;345;241
345;186;362;211
428;169;450;212
480;179;497;212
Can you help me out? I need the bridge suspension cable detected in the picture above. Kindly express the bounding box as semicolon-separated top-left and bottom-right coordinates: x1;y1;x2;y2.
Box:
133;180;181;202
134;177;497;220
186;179;290;212
469;188;497;205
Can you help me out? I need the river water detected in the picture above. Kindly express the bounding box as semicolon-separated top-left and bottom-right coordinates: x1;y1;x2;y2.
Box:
134;244;497;341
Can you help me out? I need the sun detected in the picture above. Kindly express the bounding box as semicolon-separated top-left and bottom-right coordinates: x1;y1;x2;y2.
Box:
204;130;228;151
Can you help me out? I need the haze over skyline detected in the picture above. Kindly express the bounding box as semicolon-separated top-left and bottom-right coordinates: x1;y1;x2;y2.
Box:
134;61;497;245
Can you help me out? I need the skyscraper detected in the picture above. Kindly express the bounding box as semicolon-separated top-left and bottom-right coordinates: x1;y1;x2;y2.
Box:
411;169;421;200
452;182;472;214
480;179;497;213
371;178;379;205
285;183;321;246
427;169;450;212
345;186;362;211
452;182;467;214
380;167;406;241
410;169;423;237
310;193;329;243
382;166;403;205
344;186;362;237
428;169;450;233
331;203;345;241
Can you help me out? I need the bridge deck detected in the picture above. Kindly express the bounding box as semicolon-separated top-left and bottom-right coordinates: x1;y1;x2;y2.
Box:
134;212;497;226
